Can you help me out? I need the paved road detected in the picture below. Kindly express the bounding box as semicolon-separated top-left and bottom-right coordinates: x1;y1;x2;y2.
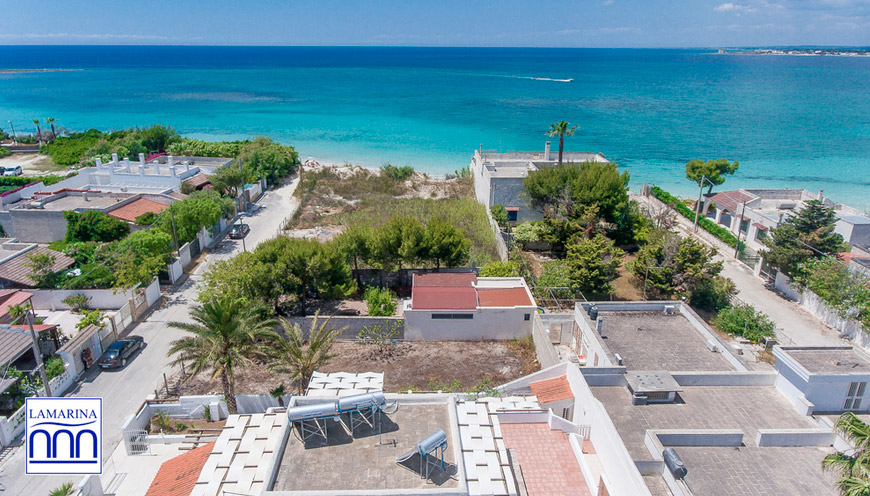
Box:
0;177;300;495
632;192;844;348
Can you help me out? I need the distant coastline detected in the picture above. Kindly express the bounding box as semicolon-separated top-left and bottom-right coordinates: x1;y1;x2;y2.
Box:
721;48;870;57
0;68;82;74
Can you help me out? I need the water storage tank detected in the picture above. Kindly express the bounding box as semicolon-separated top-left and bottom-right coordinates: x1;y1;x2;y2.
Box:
286;401;339;422
417;429;447;455
337;391;386;412
663;448;688;479
588;306;599;321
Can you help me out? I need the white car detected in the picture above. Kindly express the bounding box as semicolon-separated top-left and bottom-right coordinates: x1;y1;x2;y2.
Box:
3;166;22;176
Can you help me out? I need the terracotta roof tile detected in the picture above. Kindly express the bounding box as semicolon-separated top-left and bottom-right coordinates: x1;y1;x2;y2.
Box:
145;441;215;496
709;190;756;213
411;286;477;310
413;272;477;287
529;375;573;404
0;291;32;319
184;172;211;189
106;198;169;223
0;247;74;287
477;287;532;307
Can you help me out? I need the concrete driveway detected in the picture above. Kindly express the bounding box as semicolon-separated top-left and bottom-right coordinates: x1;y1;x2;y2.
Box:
0;177;300;495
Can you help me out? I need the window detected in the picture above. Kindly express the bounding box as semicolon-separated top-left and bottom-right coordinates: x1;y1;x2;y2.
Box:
740;219;750;233
431;313;474;320
755;229;767;241
523;313;530;321
506;208;519;222
562;407;571;420
845;382;867;410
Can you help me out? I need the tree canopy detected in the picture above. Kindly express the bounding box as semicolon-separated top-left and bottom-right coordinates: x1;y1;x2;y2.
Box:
762;199;846;277
523;161;630;225
565;234;624;296
64;211;130;243
628;229;723;299
685;159;739;193
238;137;299;185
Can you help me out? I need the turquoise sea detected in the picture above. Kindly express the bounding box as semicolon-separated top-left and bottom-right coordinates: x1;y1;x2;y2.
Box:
1;46;868;208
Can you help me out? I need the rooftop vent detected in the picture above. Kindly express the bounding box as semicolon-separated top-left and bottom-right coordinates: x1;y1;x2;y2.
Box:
663;448;688;479
663;305;675;315
778;201;796;210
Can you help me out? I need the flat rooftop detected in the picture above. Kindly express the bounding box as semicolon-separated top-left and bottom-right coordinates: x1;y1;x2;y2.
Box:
783;347;870;374
272;403;457;492
35;194;128;211
678;445;835;495
597;311;736;371
592;385;815;460
593;385;833;495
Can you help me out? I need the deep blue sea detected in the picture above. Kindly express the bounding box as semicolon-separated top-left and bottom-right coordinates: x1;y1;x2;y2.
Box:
1;46;868;208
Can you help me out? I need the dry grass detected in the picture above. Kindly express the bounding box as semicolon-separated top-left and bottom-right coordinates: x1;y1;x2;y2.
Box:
173;340;540;396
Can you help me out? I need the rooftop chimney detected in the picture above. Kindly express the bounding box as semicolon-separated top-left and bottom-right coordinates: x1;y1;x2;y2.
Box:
138;165;146;177
123;158;131;173
168;155;175;168
544;141;551;161
818;189;824;201
138;153;146;168
95;157;102;168
170;166;177;177
111;153;119;166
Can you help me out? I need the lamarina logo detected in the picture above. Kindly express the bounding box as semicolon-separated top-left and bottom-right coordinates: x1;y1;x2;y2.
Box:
25;398;102;475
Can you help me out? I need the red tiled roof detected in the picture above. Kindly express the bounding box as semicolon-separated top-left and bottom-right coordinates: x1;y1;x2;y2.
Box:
184;172;211;189
709;190;756;213
0;247;74;288
0;291;32;318
168;191;188;200
477;287;532;308
411;286;477;310
529;375;573;404
413;272;477;287
144;441;215;496
10;324;56;332
500;423;589;496
106;198;169;223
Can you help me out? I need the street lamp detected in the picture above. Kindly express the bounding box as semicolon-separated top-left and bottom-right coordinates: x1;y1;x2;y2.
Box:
7;120;16;145
734;198;748;258
693;175;716;232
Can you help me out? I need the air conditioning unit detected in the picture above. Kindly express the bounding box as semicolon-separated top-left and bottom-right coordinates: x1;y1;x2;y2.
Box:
614;353;624;366
663;305;676;315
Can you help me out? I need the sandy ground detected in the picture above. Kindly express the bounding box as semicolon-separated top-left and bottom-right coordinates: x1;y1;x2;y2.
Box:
173;340;539;396
0;152;70;175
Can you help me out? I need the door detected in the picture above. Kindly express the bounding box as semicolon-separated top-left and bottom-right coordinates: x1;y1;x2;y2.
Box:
845;382;867;410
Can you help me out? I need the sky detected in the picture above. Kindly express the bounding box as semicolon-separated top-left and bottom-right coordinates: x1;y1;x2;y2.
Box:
0;0;868;47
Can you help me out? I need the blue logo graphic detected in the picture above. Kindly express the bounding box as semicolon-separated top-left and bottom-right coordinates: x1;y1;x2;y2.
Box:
25;398;102;475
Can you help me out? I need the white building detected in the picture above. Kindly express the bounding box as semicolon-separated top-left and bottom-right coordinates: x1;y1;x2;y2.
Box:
471;144;608;223
402;272;537;340
701;188;869;252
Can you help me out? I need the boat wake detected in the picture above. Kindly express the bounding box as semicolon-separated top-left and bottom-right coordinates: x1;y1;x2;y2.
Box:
511;75;574;82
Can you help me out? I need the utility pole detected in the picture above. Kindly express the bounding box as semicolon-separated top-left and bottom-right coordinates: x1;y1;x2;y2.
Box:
7;120;16;145
734;199;747;258
169;201;180;256
26;307;51;397
693;175;706;233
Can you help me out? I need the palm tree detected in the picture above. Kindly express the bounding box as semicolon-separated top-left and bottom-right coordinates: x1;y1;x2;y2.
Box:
266;312;345;394
823;412;870;495
8;302;32;321
48;482;75;496
547;120;579;166
32;119;42;145
45;117;56;140
167;297;276;414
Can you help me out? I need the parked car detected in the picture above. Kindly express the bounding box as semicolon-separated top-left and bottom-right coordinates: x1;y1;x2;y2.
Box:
229;223;250;239
3;166;23;176
98;335;144;369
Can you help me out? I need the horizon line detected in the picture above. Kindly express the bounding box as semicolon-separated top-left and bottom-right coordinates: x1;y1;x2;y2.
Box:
1;44;868;50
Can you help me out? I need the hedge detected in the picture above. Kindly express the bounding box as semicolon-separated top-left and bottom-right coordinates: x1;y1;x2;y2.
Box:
651;186;744;251
0;175;68;188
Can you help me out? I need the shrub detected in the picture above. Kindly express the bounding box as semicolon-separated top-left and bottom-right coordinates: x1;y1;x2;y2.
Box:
650;187;744;251
690;275;736;313
364;286;396;316
490;204;509;228
168;138;247;158
478;261;520;277
512;222;543;245
380;164;415;181
714;304;776;343
44;356;65;380
0;147;9;159
62;293;90;312
75;309;105;332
